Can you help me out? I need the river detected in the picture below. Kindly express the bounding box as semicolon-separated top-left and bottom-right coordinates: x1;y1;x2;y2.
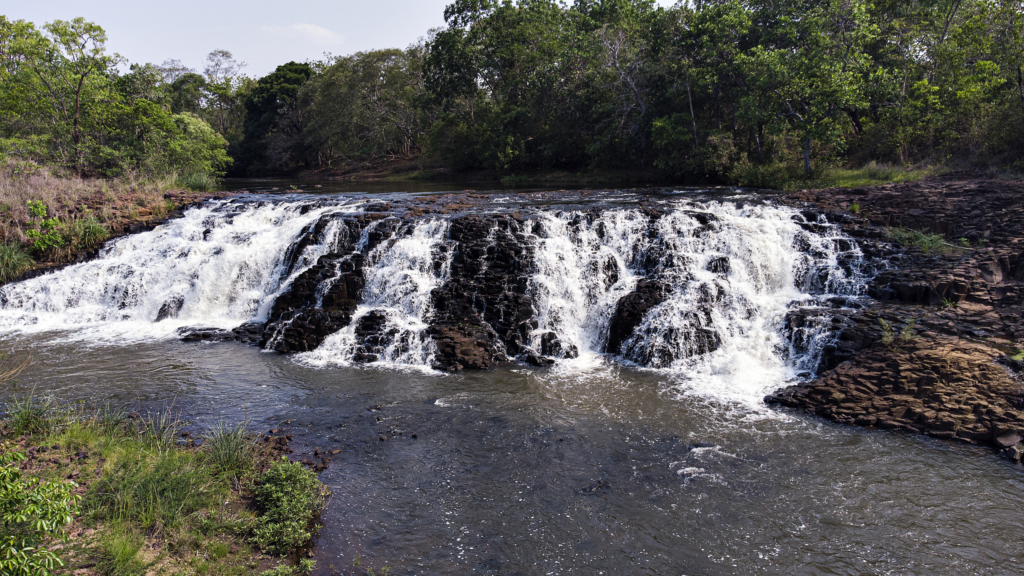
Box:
1;182;1021;575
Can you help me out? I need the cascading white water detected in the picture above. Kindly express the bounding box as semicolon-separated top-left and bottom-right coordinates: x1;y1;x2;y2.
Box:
524;210;650;361
0;192;864;396
0;199;361;341
296;219;452;370
525;200;865;409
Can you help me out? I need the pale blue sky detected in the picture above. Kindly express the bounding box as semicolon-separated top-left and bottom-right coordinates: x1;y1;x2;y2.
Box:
5;1;677;77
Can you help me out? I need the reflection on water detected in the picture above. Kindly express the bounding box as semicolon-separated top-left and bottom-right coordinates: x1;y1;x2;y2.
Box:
2;337;1022;576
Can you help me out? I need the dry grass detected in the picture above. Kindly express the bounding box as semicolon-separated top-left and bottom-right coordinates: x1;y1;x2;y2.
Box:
0;161;219;274
0;160;177;246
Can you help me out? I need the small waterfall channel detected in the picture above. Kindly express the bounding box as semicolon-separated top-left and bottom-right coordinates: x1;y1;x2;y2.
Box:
0;192;866;406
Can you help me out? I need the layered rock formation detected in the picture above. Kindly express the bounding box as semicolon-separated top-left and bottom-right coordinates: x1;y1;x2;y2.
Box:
769;176;1024;459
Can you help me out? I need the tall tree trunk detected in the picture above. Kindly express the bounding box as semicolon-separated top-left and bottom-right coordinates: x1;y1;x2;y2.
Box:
755;124;763;162
714;81;722;130
803;137;812;175
1018;66;1024;105
686;81;698;144
844;108;863;135
73;75;86;173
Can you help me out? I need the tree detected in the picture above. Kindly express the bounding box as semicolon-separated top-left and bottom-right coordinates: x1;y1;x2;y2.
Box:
202;50;248;137
743;0;876;173
12;18;121;171
236;61;314;174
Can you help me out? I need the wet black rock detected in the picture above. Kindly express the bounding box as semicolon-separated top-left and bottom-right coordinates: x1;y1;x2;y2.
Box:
606;280;671;354
176;326;236;342
539;331;579;359
155;297;184;321
429;214;534;370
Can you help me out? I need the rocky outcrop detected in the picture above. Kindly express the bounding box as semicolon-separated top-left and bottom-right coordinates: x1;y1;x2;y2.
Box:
428;214;534;370
262;253;365;353
258;215;395;353
768;339;1024;453
606;280;670;354
772;176;1024;459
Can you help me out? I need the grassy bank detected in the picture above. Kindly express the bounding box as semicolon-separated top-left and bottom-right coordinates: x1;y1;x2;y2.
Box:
0;393;327;576
0;161;223;283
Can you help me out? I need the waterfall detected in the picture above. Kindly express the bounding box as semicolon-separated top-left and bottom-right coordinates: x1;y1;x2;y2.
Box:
0;199;361;341
523;201;865;408
523;209;650;361
0;193;866;403
296;219;452;370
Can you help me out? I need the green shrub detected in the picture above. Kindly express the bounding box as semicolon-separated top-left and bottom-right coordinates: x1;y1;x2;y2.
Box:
879;318;895;346
24;200;63;256
251;458;328;555
728;159;792;190
205;420;257;473
176;172;217;192
0;442;81;576
0;243;34;283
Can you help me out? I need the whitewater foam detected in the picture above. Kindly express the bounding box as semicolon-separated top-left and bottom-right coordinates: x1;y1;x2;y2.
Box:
0;199;362;342
296;219;452;371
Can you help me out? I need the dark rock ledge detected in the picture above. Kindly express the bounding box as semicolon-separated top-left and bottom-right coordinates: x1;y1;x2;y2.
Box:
768;176;1024;461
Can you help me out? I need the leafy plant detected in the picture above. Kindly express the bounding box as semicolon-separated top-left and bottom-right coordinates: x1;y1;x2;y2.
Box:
26;200;47;219
24;201;64;255
879;318;895;347
849;201;860;213
899;318;917;341
879;317;917;349
0;442;81;576
250;458;328;555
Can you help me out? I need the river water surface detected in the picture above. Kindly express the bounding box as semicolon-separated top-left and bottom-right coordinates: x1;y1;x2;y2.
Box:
1;183;1022;575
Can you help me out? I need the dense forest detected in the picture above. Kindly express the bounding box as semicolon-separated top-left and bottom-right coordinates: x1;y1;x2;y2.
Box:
2;0;1023;186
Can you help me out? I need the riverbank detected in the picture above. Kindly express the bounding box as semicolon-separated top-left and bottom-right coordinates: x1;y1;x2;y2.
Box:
768;175;1024;459
0;162;227;283
302;156;955;190
0;393;328;576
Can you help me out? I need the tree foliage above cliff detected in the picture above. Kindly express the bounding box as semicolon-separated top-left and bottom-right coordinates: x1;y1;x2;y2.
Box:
230;0;1023;181
3;0;1023;183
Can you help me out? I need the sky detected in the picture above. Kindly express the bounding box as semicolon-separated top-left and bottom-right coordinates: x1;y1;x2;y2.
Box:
5;0;678;77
